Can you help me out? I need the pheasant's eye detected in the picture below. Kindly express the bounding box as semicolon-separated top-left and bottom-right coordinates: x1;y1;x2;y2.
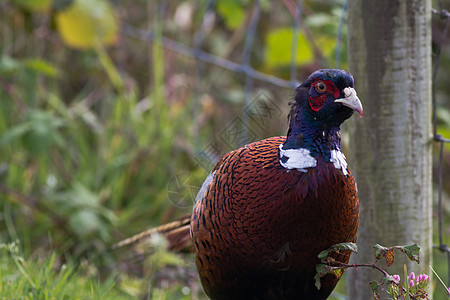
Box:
315;81;327;93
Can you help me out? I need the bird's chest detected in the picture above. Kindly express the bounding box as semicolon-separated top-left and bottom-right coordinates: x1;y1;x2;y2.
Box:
269;163;356;242
224;161;358;263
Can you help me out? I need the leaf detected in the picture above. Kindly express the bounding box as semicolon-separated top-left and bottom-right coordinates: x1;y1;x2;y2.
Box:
314;264;332;290
314;263;346;291
216;0;247;29
318;242;358;261
314;34;337;62
374;244;396;266
21;110;65;155
265;28;313;68
13;0;52;11
55;0;118;49
374;244;390;260
69;210;104;239
314;271;322;290
0;123;31;147
397;243;420;264
0;56;22;75
383;275;397;285
23;58;61;78
369;281;381;300
52;183;117;242
385;249;395;267
374;243;420;265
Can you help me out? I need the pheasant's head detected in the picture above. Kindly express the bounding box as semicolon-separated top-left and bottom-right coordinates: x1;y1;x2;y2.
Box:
291;69;363;128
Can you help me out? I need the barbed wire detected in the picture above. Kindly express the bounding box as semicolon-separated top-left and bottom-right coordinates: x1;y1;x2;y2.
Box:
121;25;299;90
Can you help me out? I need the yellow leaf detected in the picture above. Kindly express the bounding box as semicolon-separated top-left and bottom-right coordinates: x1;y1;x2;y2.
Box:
55;0;118;49
385;249;395;267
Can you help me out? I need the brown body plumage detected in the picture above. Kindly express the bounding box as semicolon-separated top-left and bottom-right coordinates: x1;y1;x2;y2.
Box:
191;136;359;299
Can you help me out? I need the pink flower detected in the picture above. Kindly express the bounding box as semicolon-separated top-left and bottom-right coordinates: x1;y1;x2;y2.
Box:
392;274;400;282
409;280;415;287
410;272;415;281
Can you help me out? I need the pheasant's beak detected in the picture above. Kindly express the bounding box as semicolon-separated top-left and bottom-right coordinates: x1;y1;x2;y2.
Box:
334;87;363;118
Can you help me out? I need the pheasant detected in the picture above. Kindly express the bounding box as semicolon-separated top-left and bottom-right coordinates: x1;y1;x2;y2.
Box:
190;69;362;299
113;69;362;299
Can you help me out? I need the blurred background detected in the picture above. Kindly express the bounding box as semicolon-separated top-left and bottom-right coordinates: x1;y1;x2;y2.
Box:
0;0;449;298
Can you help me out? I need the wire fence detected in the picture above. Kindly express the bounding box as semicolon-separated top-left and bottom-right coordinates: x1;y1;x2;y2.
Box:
432;4;450;290
125;0;450;292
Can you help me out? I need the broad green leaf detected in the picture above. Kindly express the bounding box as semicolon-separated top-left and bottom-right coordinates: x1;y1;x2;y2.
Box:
23;58;61;78
315;263;332;290
314;263;345;290
21;110;65;155
314;269;323;290
374;244;390;260
55;0;118;49
69;210;105;239
265;28;313;68
0;56;22;75
52;183;117;241
216;0;247;29
314;34;337;61
305;13;334;28
369;281;381;300
14;0;52;11
318;242;358;260
0;123;30;147
397;243;420;264
384;275;400;285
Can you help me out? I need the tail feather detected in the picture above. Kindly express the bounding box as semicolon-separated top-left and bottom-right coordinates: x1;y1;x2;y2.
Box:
112;214;192;251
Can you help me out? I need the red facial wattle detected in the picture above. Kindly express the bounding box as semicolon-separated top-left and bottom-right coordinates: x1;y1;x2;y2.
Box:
309;79;340;112
309;94;327;111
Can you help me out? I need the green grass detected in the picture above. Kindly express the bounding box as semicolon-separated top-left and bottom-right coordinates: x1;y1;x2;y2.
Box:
0;242;127;299
0;239;208;299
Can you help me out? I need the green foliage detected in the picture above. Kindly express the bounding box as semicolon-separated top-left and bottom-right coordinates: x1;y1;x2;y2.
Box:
0;56;60;78
23;58;61;78
316;243;433;300
315;242;357;290
0;241;127;299
50;183;117;242
318;242;358;260
216;0;248;29
374;243;421;267
13;0;52;11
22;110;65;155
314;263;344;291
265;28;313;68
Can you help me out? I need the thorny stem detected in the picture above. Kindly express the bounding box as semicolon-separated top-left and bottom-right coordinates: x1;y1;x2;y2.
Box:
324;260;418;299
